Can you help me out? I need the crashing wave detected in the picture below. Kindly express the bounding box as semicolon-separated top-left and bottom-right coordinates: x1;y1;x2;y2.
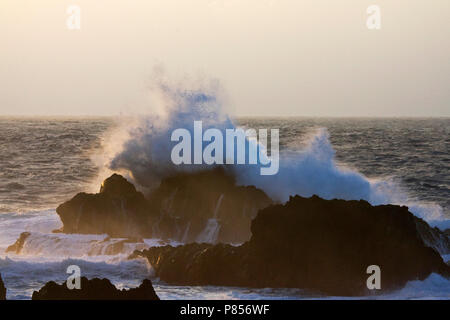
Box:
6;232;148;257
91;79;449;232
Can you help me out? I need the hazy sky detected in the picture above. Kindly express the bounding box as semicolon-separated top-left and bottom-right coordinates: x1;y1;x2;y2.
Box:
1;0;449;117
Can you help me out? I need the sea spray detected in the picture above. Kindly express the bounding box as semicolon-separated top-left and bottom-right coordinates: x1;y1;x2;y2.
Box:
0;255;152;300
8;232;148;257
170;121;279;175
93;79;448;228
91;77;233;190
196;194;224;244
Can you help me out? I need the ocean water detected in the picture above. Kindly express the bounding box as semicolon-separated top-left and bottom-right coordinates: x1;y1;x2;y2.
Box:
0;116;449;299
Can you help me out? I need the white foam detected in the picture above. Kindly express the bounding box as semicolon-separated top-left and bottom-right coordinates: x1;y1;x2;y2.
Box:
379;273;450;300
16;232;148;257
93;79;448;228
154;273;450;300
0;210;62;252
239;128;449;227
0;255;152;300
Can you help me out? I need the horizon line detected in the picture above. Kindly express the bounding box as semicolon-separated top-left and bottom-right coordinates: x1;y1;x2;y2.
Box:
0;114;449;119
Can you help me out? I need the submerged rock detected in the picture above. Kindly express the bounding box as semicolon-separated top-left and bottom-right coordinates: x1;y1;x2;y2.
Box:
6;232;147;256
85;237;148;256
32;277;159;300
0;274;6;300
135;195;450;296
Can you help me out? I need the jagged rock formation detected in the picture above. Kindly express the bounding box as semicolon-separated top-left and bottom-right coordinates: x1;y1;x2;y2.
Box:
32;277;159;300
444;229;450;239
0;274;6;300
148;168;272;243
134;195;450;296
415;219;450;255
56;169;272;243
6;231;30;254
56;174;153;237
85;237;147;256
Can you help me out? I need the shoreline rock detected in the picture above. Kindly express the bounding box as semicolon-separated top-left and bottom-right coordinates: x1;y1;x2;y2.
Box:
56;169;272;243
134;195;450;296
6;231;31;254
415;219;450;255
56;174;154;237
32;277;159;300
148;168;272;243
0;274;6;300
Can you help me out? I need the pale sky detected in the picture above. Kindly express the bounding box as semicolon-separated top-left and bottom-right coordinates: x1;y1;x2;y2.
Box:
0;0;449;117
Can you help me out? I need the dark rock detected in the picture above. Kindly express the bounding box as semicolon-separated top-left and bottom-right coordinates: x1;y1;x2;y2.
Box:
135;195;450;296
86;237;147;256
132;243;246;286
6;231;30;254
0;274;6;300
57;169;272;243
148;167;272;243
32;277;159;300
56;174;155;237
415;219;450;255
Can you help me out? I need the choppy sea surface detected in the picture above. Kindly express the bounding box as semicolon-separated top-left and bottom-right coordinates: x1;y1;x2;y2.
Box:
0;117;449;299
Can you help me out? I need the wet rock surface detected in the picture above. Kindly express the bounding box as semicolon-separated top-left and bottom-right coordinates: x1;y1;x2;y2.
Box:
6;231;31;254
57;169;271;243
56;174;153;237
148;168;272;243
135;195;450;296
0;274;6;300
32;277;159;300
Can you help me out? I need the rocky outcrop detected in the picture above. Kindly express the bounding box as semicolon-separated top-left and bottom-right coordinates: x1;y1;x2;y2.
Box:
6;231;30;254
0;274;6;300
134;195;450;296
148;168;272;243
32;277;159;300
56;174;155;237
85;237;147;256
56;169;272;243
415;219;450;255
444;229;450;238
